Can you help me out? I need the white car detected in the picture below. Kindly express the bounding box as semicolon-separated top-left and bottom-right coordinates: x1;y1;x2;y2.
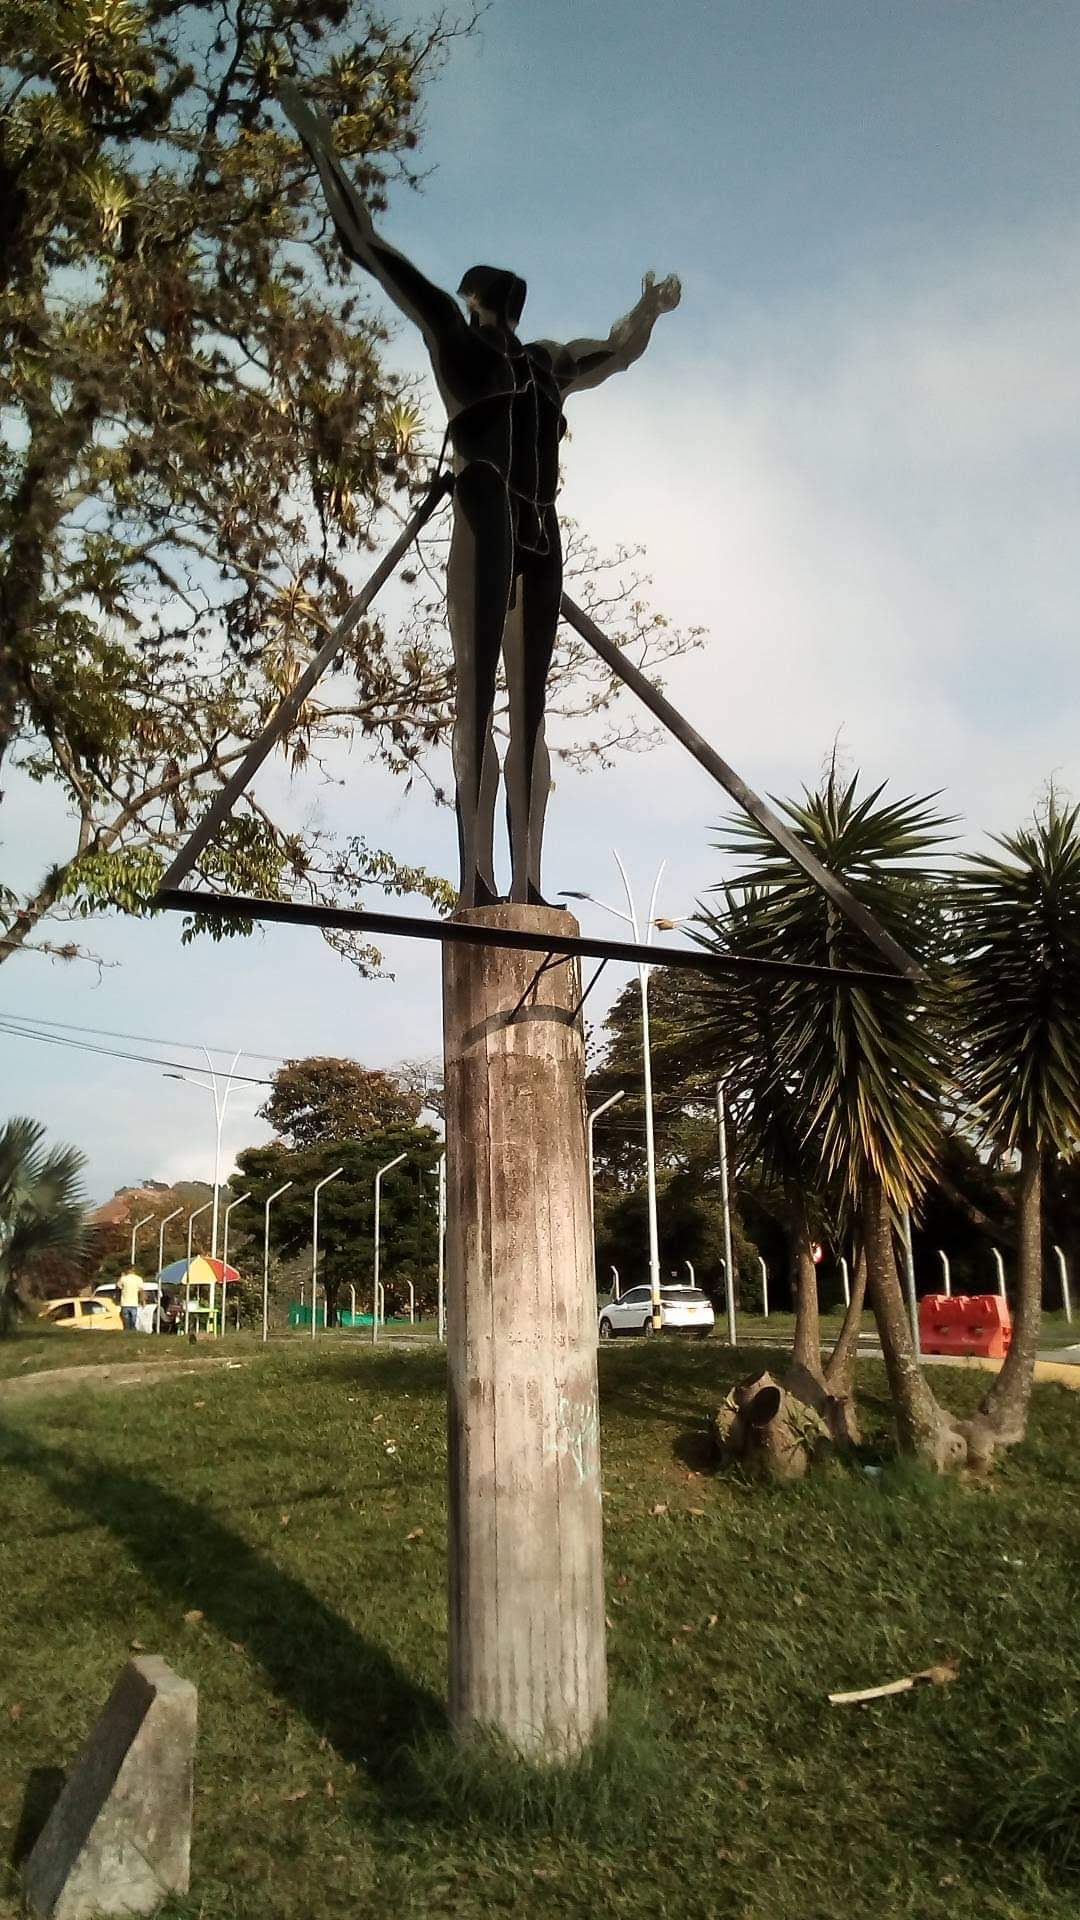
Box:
598;1285;715;1341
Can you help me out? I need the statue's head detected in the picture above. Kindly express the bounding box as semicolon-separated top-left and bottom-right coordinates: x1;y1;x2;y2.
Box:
458;265;526;331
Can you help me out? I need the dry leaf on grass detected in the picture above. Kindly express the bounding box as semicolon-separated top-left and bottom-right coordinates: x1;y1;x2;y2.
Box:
828;1659;960;1706
405;1527;424;1542
183;1609;204;1626
282;1789;308;1803
650;1502;668;1516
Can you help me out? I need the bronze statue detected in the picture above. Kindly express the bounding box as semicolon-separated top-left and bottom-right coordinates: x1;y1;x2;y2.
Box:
281;85;681;907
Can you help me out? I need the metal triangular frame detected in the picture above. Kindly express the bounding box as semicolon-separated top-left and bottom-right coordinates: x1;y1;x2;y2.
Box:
154;472;920;987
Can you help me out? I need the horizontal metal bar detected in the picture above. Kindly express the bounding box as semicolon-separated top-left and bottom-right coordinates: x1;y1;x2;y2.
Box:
154;887;904;987
158;473;453;894
560;592;922;982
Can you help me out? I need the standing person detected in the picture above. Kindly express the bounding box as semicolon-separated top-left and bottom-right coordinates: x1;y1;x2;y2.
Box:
118;1268;142;1332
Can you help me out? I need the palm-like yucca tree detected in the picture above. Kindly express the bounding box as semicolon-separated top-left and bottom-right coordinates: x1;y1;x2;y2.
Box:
683;887;830;1377
0;1119;89;1334
952;801;1080;1442
717;775;963;1464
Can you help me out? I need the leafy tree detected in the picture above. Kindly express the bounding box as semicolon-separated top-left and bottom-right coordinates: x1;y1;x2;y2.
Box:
258;1054;419;1148
0;1117;88;1332
952;800;1080;1444
233;1123;439;1323
393;1055;444;1120
1;0;698;969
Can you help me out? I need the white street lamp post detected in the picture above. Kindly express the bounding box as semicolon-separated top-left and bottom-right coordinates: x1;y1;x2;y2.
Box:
587;1090;624;1296
187;1201;211;1270
610;1265;620;1300
262;1182;292;1343
937;1249;952;1297
130;1213;154;1267
565;855;667;1332
371;1153;407;1347
758;1255;769;1318
991;1247;1006;1300
685;1260;696;1286
221;1192;249;1333
1053;1245;1073;1324
839;1255;851;1309
155;1207;183;1333
716;1084;736;1345
349;1283;356;1322
184;1201;212;1339
163;1049;243;1259
311;1167;344;1341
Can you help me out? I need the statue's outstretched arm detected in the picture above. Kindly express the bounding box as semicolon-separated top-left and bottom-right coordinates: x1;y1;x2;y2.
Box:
544;273;682;396
280;81;465;354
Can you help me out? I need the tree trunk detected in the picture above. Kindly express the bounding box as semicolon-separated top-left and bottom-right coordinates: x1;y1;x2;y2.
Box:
823;1248;867;1446
443;904;606;1759
862;1176;965;1470
785;1183;822;1379
977;1144;1043;1445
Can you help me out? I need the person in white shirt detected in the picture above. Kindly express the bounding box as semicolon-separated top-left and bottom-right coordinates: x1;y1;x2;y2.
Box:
118;1269;142;1332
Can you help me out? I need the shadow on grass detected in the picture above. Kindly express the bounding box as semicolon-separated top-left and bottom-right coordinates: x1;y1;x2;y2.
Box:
9;1767;64;1869
333;1348;447;1398
0;1422;444;1793
597;1342;780;1433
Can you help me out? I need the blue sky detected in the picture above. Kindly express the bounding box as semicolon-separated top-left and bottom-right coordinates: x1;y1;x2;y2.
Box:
5;0;1080;1202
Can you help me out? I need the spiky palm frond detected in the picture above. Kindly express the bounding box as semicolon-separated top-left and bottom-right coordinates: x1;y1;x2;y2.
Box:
0;1119;89;1322
952;802;1080;1158
713;775;951;1216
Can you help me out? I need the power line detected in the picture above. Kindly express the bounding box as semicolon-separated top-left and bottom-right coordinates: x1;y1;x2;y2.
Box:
0;1008;285;1066
0;1020;274;1085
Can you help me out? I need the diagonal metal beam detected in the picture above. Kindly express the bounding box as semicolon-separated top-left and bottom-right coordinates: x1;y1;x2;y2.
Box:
560;592;921;981
157;473;452;893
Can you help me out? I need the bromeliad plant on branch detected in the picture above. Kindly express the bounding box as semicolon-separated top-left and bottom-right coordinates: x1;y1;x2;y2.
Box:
1;0;698;971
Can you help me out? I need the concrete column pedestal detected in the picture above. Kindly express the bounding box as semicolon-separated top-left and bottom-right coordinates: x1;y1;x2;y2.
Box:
443;904;607;1758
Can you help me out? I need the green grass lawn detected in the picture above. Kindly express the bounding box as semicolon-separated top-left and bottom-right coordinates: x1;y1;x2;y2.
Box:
2;1339;1079;1918
0;1323;443;1384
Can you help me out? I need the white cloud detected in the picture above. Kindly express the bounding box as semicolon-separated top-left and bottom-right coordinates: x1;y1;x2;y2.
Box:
552;214;1080;855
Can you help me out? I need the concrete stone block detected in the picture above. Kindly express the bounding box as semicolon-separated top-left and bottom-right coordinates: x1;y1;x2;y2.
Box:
23;1656;196;1919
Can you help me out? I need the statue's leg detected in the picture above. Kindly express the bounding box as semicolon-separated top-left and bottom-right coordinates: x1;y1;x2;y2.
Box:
447;464;513;907
503;513;562;904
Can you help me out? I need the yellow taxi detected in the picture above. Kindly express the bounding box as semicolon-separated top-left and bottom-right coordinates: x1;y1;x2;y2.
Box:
38;1295;124;1332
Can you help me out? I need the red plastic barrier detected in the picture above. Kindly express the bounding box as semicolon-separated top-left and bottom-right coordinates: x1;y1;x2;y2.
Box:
918;1292;1012;1360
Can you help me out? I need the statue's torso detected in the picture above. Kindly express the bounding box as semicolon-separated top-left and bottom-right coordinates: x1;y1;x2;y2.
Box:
438;327;568;557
